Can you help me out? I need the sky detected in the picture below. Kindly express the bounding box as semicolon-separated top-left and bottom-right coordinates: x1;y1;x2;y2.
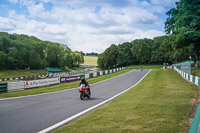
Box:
0;0;178;53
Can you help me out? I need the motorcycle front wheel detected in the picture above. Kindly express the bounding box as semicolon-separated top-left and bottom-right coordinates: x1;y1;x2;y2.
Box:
80;92;84;100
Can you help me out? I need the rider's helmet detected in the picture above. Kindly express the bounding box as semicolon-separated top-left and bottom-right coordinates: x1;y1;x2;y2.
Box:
81;77;85;82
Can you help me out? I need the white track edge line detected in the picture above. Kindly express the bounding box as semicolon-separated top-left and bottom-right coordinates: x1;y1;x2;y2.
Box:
0;69;136;101
38;69;151;133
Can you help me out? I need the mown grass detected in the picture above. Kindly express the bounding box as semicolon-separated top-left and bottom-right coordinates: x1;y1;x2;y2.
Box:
0;69;47;79
0;66;134;98
54;69;198;133
191;68;200;77
84;56;98;66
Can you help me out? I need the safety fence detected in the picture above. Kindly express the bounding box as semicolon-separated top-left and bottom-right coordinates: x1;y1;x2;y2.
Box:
0;67;125;93
174;67;200;86
174;67;200;133
0;69;92;82
0;75;47;82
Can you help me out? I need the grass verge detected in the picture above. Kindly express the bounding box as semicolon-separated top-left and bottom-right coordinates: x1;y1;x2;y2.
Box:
191;68;200;77
54;69;198;133
0;69;47;79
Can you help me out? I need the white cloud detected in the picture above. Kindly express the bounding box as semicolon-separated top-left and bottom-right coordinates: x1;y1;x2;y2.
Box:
1;0;169;53
27;3;45;17
150;0;179;6
0;13;165;53
8;0;19;4
0;17;15;31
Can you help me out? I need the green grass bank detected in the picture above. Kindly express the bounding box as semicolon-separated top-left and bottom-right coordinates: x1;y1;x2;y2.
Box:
54;69;198;133
0;69;47;79
191;68;200;77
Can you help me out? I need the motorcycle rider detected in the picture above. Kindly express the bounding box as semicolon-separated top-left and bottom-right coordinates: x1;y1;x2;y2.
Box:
79;78;90;92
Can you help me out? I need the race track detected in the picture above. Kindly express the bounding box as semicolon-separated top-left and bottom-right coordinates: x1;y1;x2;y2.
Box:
0;69;150;133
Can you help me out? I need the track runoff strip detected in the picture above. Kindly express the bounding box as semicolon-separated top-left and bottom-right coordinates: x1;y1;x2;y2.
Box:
38;69;151;133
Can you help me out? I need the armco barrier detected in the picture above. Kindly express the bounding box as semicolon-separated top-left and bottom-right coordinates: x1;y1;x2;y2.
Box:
0;69;89;82
189;104;200;133
174;67;200;132
7;82;24;91
174;67;200;86
93;72;97;77
60;67;125;82
4;67;125;92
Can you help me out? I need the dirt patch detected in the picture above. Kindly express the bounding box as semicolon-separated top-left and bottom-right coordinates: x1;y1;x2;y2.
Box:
126;115;137;120
124;125;142;130
124;125;152;131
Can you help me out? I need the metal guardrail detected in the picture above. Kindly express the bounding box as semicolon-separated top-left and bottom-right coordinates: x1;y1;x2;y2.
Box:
0;69;96;82
189;104;200;133
173;67;200;133
0;67;125;93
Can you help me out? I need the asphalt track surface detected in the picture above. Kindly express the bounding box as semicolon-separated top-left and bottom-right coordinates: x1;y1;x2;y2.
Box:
0;69;150;133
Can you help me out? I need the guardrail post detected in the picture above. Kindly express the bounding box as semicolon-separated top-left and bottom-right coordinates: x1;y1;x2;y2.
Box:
97;72;100;76
193;75;195;83
89;73;93;78
0;83;8;93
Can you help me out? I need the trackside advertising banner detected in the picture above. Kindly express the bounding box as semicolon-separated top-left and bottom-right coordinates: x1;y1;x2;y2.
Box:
60;76;80;83
24;77;60;89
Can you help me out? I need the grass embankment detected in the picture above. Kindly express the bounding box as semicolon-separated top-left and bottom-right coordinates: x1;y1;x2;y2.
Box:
0;69;47;79
0;66;135;98
84;56;98;66
191;68;200;77
54;69;198;133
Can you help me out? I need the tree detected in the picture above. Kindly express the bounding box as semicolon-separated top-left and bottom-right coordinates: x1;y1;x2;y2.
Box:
0;31;86;70
29;51;42;69
0;51;6;69
117;42;134;66
151;36;169;64
165;0;200;67
131;39;153;64
6;47;19;69
97;44;118;69
71;52;84;67
97;53;105;69
60;53;73;68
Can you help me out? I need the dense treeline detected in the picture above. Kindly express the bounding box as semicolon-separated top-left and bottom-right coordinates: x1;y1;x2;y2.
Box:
0;32;84;70
98;35;194;69
98;0;199;69
85;52;98;56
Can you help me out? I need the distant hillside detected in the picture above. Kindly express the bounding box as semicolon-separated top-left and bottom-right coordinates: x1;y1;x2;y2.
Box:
84;56;98;66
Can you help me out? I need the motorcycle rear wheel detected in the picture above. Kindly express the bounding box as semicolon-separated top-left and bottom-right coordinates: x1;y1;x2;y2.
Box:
86;90;91;98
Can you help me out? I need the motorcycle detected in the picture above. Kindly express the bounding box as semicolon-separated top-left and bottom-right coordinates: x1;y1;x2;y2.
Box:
79;84;91;100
